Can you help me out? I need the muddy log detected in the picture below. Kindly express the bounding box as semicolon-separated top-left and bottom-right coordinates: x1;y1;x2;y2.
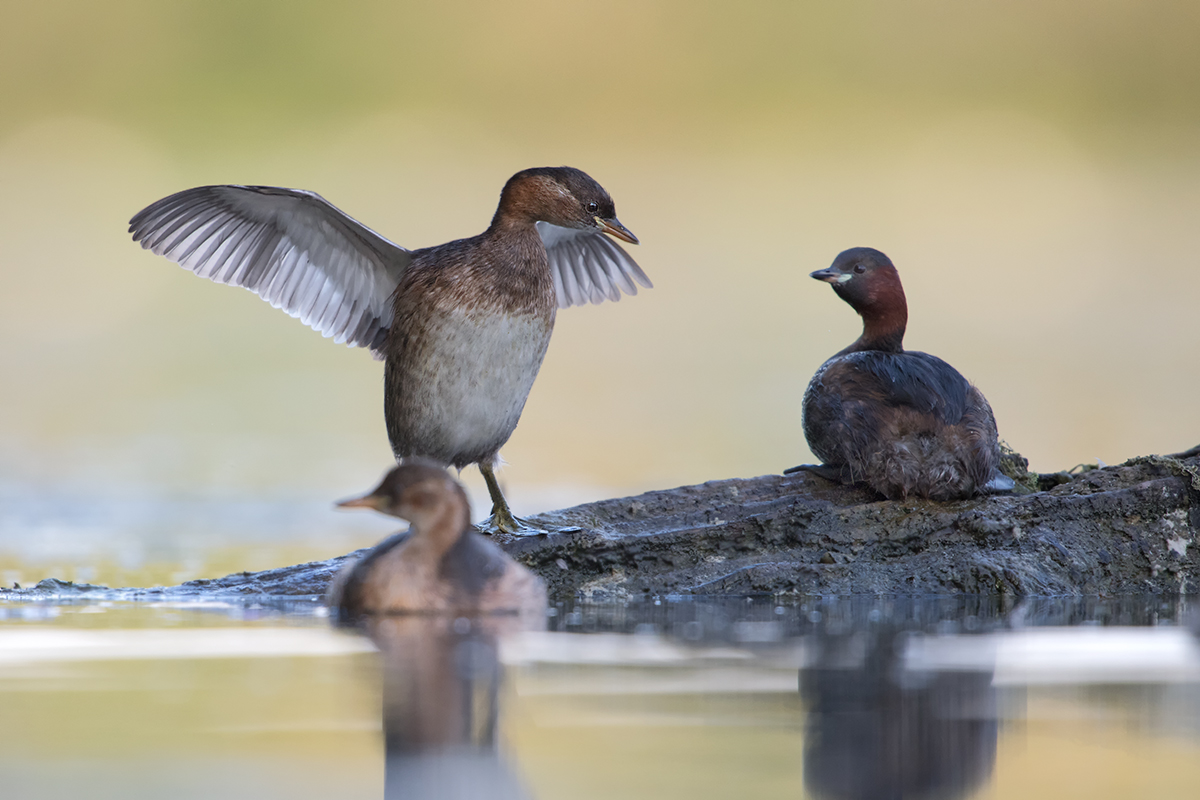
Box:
7;448;1200;600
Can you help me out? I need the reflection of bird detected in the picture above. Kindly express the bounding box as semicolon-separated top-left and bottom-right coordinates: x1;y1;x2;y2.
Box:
365;617;532;800
327;461;547;626
800;625;997;800
129;167;650;534
791;248;1008;500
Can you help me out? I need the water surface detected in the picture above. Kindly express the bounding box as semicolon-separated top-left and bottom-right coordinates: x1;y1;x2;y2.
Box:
1;596;1197;799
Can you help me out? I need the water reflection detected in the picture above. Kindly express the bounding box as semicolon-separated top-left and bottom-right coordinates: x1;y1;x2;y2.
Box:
0;595;1197;799
800;627;997;800
352;615;534;800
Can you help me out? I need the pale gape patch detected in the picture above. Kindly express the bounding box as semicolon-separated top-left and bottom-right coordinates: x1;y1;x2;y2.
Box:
391;305;553;464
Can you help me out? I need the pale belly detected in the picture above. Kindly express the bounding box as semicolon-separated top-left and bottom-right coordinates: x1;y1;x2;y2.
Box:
385;306;554;466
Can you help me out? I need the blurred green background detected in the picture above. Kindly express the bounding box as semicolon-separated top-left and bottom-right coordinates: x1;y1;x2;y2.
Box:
2;0;1199;582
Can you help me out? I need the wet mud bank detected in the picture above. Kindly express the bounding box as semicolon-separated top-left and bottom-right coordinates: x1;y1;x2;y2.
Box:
507;447;1200;598
7;447;1200;601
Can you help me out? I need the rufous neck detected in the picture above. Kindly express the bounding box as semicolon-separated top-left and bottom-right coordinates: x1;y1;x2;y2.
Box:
861;303;907;353
836;266;908;354
839;298;907;355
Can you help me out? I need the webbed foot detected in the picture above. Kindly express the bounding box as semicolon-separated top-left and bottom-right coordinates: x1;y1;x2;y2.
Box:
784;463;852;483
476;459;548;536
477;507;548;537
981;472;1021;494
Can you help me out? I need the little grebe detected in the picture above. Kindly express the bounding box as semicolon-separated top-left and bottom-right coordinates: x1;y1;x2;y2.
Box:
793;247;1006;501
327;461;547;625
130;168;650;534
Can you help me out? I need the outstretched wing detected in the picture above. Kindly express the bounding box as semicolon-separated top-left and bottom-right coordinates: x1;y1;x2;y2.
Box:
130;185;411;352
536;222;652;308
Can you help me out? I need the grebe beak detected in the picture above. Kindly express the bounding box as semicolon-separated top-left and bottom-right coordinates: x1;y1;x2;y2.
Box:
336;493;385;511
595;216;639;245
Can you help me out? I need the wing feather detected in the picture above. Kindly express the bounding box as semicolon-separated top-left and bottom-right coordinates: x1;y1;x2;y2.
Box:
130;184;411;350
536;221;652;309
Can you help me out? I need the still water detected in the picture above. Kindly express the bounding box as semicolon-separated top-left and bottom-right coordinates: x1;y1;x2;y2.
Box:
1;595;1197;799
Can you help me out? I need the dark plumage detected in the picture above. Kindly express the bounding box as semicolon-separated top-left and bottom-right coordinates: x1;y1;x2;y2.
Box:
327;461;547;626
795;247;1004;501
129;167;650;534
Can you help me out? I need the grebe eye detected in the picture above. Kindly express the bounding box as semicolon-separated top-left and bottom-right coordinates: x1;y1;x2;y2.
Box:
586;201;599;214
853;263;866;274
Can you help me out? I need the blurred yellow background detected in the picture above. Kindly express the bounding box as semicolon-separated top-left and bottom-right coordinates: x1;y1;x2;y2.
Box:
3;0;1199;539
